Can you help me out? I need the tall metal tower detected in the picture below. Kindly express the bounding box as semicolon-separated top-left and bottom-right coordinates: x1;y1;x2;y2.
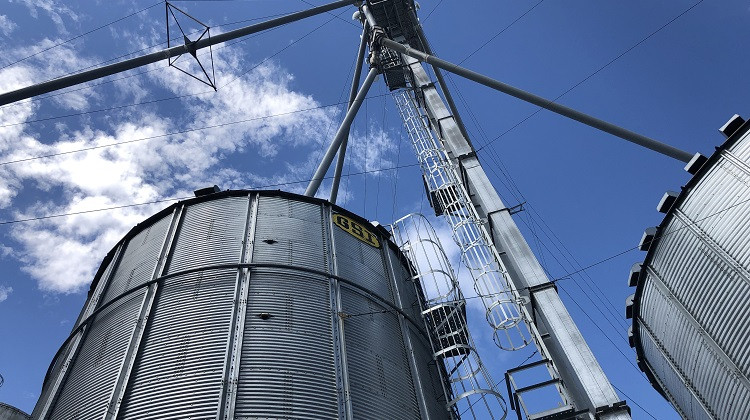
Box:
0;1;707;418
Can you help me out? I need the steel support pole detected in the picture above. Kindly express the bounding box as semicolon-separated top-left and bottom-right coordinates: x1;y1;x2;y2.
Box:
380;37;694;163
330;22;369;204
0;0;354;106
305;67;379;197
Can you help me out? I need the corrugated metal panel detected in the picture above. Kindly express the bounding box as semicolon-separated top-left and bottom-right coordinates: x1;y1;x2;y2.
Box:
730;128;750;160
118;269;236;419
408;324;450;420
649;217;749;373
387;245;422;321
235;269;338;419
340;285;420;419
32;343;67;418
49;290;145;420
35;192;451;420
101;214;172;305
253;196;328;272
0;403;30;420
167;197;248;274
75;248;120;328
335;224;394;304
637;325;699;420
638;274;750;420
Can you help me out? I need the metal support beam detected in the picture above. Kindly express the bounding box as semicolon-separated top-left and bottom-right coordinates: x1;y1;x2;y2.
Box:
0;0;355;106
380;37;695;163
305;67;379;197
408;10;473;149
330;22;369;204
400;54;631;419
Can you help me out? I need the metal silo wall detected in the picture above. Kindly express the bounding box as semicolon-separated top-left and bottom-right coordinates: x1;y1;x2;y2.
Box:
635;126;750;419
32;191;449;419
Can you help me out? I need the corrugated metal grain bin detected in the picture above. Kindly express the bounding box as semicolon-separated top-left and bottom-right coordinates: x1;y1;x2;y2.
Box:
0;403;30;420
629;117;750;419
31;190;450;419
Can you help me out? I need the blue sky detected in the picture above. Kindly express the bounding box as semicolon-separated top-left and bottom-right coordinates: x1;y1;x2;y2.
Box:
0;0;748;418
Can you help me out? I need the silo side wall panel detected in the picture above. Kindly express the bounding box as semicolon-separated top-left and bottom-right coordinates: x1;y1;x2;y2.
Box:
253;196;328;272
167;197;248;273
340;285;420;419
731;131;750;161
0;403;30;420
649;215;750;376
118;269;236;419
235;269;337;419
74;250;119;329
33;191;451;420
408;323;449;419
334;225;394;304
387;245;422;320
31;338;72;419
101;214;171;305
639;273;750;420
49;290;144;419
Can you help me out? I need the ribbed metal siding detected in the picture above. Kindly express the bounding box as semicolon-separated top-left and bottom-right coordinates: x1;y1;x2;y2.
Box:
408;324;448;419
387;245;422;320
335;225;394;304
235;269;338;418
101;214;171;305
167;197;248;273
49;290;144;419
636;127;750;419
670;213;750;373
253;196;328;272
34;191;449;420
340;285;420;419
118;269;236;419
638;275;750;420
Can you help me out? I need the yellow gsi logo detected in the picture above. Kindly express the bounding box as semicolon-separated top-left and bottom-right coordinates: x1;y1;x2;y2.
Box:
333;214;380;248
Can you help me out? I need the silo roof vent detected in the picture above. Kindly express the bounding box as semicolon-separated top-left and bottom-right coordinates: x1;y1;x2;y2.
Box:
194;185;221;197
719;114;745;138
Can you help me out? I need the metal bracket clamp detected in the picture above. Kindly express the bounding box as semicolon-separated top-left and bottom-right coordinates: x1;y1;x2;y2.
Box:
527;282;558;327
166;2;217;91
594;401;631;418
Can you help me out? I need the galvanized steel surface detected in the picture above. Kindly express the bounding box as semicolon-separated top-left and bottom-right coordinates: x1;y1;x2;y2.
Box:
32;191;449;419
0;403;30;420
632;121;750;419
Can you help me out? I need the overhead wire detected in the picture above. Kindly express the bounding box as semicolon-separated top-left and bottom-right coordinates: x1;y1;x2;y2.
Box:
0;12;291;111
0;5;340;124
459;349;538;417
0;93;390;168
374;81;389;221
442;71;629;334
408;5;713;413
457;0;545;66
420;0;444;22
0;1;163;71
434;0;708;340
298;0;360;29
306;27;359;199
0;162;420;226
476;0;706;152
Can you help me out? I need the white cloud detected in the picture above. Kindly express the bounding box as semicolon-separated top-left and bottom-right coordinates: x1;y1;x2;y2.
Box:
0;285;12;302
12;0;79;34
0;26;397;293
0;14;18;36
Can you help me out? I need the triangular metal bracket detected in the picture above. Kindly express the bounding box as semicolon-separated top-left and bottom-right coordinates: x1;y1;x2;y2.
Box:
166;1;217;91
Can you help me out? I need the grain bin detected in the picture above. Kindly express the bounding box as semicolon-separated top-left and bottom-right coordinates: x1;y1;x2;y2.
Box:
32;190;450;419
628;115;750;419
